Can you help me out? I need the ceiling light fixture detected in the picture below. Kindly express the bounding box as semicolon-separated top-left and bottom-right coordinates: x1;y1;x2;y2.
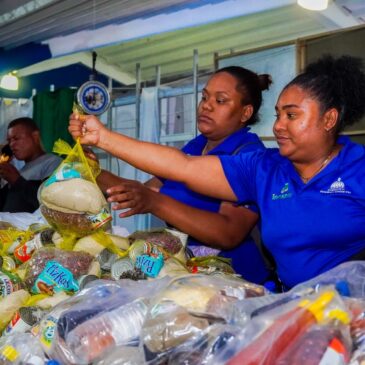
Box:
297;0;328;11
0;72;19;91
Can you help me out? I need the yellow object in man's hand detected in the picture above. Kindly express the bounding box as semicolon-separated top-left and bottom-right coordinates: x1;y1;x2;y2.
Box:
0;154;9;163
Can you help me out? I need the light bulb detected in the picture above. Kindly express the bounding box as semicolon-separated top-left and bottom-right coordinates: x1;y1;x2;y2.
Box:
0;73;19;91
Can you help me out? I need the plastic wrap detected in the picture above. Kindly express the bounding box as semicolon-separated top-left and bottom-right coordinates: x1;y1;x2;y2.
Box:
276;309;352;364
163;323;240;365
48;277;170;364
142;301;210;361
151;274;266;325
229;286;314;327
0;332;47;364
292;261;365;298
94;346;145;365
211;288;349;365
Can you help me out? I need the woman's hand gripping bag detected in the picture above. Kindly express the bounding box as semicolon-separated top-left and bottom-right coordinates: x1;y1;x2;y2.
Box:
39;139;112;244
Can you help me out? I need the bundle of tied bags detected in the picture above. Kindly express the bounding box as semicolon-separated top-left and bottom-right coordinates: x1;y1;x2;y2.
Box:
39;139;112;242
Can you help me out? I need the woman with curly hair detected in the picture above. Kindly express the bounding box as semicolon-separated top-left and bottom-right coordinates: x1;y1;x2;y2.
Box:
70;55;365;289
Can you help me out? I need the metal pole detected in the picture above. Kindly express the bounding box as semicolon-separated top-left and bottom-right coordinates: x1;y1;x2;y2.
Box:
134;63;141;185
145;65;162;230
135;63;141;140
106;77;113;172
193;49;199;137
156;65;161;89
156;65;161;143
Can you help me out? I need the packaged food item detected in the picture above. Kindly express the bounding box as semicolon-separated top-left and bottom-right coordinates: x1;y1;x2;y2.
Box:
77;274;99;290
74;231;129;272
97;249;118;271
135;252;164;278
3;306;46;336
129;229;183;257
154;274;265;321
187;256;236;275
65;298;149;364
225;290;343;365
155;257;189;279
51;278;169;364
0;270;23;298
13;229;55;263
32;261;79;295
179;324;244;365
276;309;351;365
1;256;16;271
22;247;94;291
0;290;30;332
142;301;209;357
0;228;32;255
38;139;112;240
110;258;134;280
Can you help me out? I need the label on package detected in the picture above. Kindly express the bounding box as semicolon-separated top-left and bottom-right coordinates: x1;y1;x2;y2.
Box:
45;163;81;186
32;261;79;295
39;315;58;348
0;274;15;297
14;235;42;263
135;254;164;278
319;337;347;365
88;208;112;229
3;311;31;335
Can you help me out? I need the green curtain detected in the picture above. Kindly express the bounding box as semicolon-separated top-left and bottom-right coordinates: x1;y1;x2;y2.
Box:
32;88;76;152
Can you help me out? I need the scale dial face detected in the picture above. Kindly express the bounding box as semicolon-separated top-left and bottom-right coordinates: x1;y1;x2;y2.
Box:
76;80;111;115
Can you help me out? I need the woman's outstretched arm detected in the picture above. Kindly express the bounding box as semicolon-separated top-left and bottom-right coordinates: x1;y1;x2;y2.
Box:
69;114;237;201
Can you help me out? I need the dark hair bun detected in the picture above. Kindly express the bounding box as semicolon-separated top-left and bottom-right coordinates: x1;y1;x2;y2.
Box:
306;55;365;128
258;74;272;91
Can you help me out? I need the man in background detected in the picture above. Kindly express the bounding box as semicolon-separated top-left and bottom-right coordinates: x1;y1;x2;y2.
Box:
0;117;61;212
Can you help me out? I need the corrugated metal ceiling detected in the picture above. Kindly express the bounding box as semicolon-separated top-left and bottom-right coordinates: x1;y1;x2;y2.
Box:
1;0;364;95
96;4;329;83
0;0;227;49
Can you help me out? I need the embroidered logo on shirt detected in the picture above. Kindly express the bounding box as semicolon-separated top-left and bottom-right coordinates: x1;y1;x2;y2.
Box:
320;178;352;195
272;183;293;200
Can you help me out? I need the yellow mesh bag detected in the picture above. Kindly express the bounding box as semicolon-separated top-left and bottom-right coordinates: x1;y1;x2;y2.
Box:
38;139;112;249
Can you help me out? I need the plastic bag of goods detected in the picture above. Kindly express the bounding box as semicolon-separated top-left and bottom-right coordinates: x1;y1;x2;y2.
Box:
128;228;187;263
39;139;112;242
211;288;350;365
152;274;266;323
50;278;170;364
20;247;95;295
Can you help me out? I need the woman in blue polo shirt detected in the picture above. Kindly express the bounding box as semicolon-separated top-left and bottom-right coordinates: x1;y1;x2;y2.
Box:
93;66;273;284
69;55;365;289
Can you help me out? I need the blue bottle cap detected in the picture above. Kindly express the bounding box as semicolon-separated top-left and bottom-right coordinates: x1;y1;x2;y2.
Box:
46;360;61;365
335;280;351;297
264;280;277;293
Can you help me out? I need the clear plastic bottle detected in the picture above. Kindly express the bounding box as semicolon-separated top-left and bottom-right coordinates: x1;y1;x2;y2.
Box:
0;332;46;364
65;298;149;364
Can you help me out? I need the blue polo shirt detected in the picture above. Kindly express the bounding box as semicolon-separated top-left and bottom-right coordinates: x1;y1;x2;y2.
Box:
159;127;271;284
220;136;365;289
